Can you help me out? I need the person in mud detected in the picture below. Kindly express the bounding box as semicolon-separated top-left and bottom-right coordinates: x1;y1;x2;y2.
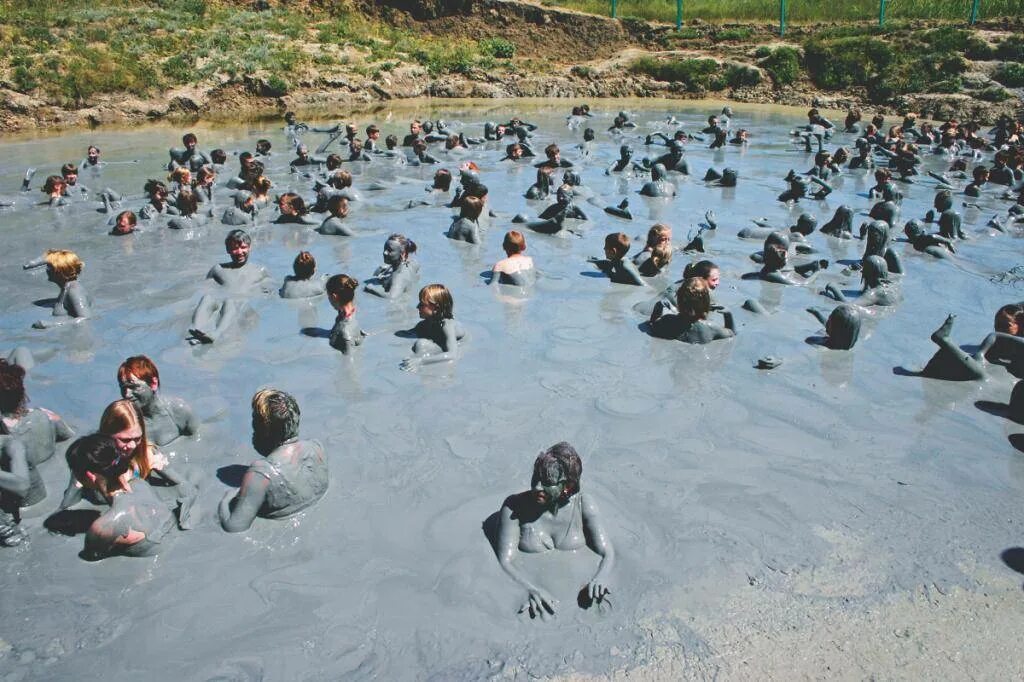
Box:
22;249;92;328
743;238;828;285
587;233;646;286
818;205;853;239
0;359;73;471
849;138;874;170
316;195;353;236
115;356;198;447
608;145;634;174
822;255;898;307
489;230;535;287
39;175;68;207
844;109;862;133
930;190;967;240
651;139;689;174
139;179;178;220
290;144;324;168
0;435;38;547
109;210;138;236
364;233;419;300
193;166;216;205
446;195;484;245
964;165;989;198
778;170;831;202
904;314;991;381
274;193;318;226
79;145;103;170
325;274;365;355
534;144;572;170
167;190;207;230
988;151;1015;187
729;129;750;145
903;219;955;258
648;277;736;343
169;133;211;173
402;120;423;147
639;163;676;198
221;191;257;226
789;213;818;237
524;167;553;200
632;224;673;277
495;442;613;619
409;139;440;165
399;284;467;372
806;304;862;350
188;230;268;344
860;218;903;274
219;389;328;532
280;251;325;299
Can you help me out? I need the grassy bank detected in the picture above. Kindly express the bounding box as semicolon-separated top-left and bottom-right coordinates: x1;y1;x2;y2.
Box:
543;0;1023;23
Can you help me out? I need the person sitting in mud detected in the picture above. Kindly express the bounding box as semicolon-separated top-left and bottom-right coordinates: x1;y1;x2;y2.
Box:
806;304;862;350
402;120;423;147
409;138;439;165
274;193;318;226
107;209;137;236
524;167;553;200
494;442;613;619
808;150;834;180
778;170;831;202
325;274;365;355
446;196;484;245
902;219;955;258
115;356;197;447
806;108;835;134
849;138;875;170
316;195;353;236
868;168;902;203
988;152;1015;187
289;144;324;168
192;165;216;205
400;284;466;372
219;389;328;532
534;143;572;170
860;219;903;274
729;128;750;145
167;190;206;230
280;251;325;299
844;108;862;133
929;190;967;240
489;230;535;287
651;140;689;174
139;179;178;220
22;249;92;328
188;230;268;344
607;145;633;174
588;233;646;286
0;433;39;547
169;133;211;173
964;165;989;198
822;255;898;307
0;359;74;467
221;190;257;226
80;144;103;170
743;240;828;285
40;175;68;207
632;224;672;277
364;233;419;300
789;213;818;237
639;163;676;198
649;276;736;344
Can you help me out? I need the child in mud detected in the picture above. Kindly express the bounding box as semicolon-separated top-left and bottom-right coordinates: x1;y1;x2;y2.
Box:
588;233;646;286
23;249;92;328
326;274;365;354
364;234;419;300
400;284;466;371
648;277;736;344
489;231;535;287
280;251;326;299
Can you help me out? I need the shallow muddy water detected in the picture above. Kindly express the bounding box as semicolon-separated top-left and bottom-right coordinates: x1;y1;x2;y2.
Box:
1;100;1022;680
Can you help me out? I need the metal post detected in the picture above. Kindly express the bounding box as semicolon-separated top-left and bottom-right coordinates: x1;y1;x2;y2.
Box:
779;0;787;36
969;0;981;24
611;0;617;19
879;0;886;26
676;0;683;30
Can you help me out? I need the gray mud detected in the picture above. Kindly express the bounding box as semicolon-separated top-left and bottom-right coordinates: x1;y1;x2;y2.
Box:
1;100;1023;680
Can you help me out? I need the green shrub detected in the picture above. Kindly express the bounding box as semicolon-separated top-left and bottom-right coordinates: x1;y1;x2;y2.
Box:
965;35;996;60
717;27;751;41
726;64;761;88
993;62;1024;87
13;64;37;91
630;56;721;91
759;46;799;86
977;86;1011;102
161;54;193;84
265;74;289;95
804;37;894;90
930;77;962;94
479;37;515;59
753;45;772;58
995;35;1024;62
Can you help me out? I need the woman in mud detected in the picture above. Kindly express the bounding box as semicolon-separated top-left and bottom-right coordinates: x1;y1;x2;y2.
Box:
116;356;198;447
326;274;365;354
489;230;535;287
275;193;318;226
316;195;353;236
742;239;828;286
400;284;466;371
648;277;736;344
280;251;325;299
806;305;862;350
364;234;419;300
822;255;898;308
0;359;74;466
495;442;613;619
446;195;484;245
632;224;673;277
219;389;328;532
23;249;92;328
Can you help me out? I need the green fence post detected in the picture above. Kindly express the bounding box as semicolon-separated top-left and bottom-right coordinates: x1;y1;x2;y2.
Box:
676;0;683;30
611;0;617;19
878;0;886;26
779;0;787;36
969;0;981;24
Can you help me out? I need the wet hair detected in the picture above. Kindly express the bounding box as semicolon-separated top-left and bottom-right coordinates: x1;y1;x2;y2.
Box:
505;143;523;158
113;210;137;234
210;149;227;165
861;254;890;288
0;360;28;416
465;183;488;199
250;176;272;197
531;442;582;500
328;170;352;189
252;389;300;446
412;139;428;154
117;355;159;391
169;166;191;185
385;134;398;149
871;114;885;129
826;304;861;350
287;194;308;215
326;153;343;171
326;274;359;304
42;175;65;195
61;163;78;177
349;139;364;154
445;135;461;150
327;195;349;218
99;399;153;480
676;277;711;322
196;166;216;184
645;223;671;248
366;124;380;137
544;143;560;159
814;151;831;167
225;229;251;248
419;283;454;320
604;232;631;259
182;133;198;146
87;145;100;154
386;233;417;258
255;139;271;154
144;179;168;198
934;189;953;212
44;249;83;282
460;195;484;221
65;433;129;498
873;168;891;183
832;147;850;165
994;304;1024;335
503;230;526;255
433;169;452;191
683;259;719;281
176;189;198;216
764;244;788;270
972;165;989;182
293;251;316;280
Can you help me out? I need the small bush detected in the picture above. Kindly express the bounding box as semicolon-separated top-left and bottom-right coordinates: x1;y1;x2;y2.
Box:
759;46;800;86
753;46;772;59
265;74;289;95
161;55;193;84
630;57;721;91
977;86;1011;102
993;62;1024;87
726;64;761;88
571;65;596;78
13;64;37;92
995;35;1024;62
479;37;515;59
804;37;895;90
930;77;962;94
965;35;996;60
717;27;751;41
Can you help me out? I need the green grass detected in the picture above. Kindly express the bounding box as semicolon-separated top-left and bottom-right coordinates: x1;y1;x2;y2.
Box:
543;0;1024;23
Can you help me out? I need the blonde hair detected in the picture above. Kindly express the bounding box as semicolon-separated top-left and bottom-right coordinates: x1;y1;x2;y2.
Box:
98;399;153;480
419;283;454;320
44;249;83;282
676;277;710;322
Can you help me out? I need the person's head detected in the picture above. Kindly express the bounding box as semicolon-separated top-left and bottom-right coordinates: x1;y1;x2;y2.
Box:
563;171;582;187
345;122;358;139
814;150;831;167
845;108;862;124
284;111;296;125
196;165;216;187
874;168;891;184
385;134;398;150
676;277;711;322
349;138;363;155
293;251;316;280
433;168;453;191
531;442;582;506
112;210;137;236
709;114;720;126
383;233;416;266
871;114;885;129
555;184;573;205
412;139;428;155
327;194;349;219
651;163;668;181
296;144;309;158
247;175;270;198
764;243;788;270
61;163;78;185
0;359;27;417
210;148;227;165
409;120;422;135
995;304;1024;335
544;143;560;162
325;153;342;171
42;175;65;196
683;259;720;289
826;304;861;350
604;232;630;260
972;165;989;183
903;218;925;240
445;134;461;150
417;283;454;321
144;179;168;201
326;274;359;311
502;230;526;256
278;192;307;216
176;189;198;217
117;355;160;407
832;147;850;165
646;223;672;248
465;183;488;200
251;389;300;456
86;145;100;163
182;133;198;149
170;166;192;186
459;195;484;221
887;125;902;140
65;434;131;499
44;249;82;284
934;189;953;212
861;254;890;288
328;170;352;190
98;399;152;479
366;124;380;140
225;229;252;265
869;201;898;228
